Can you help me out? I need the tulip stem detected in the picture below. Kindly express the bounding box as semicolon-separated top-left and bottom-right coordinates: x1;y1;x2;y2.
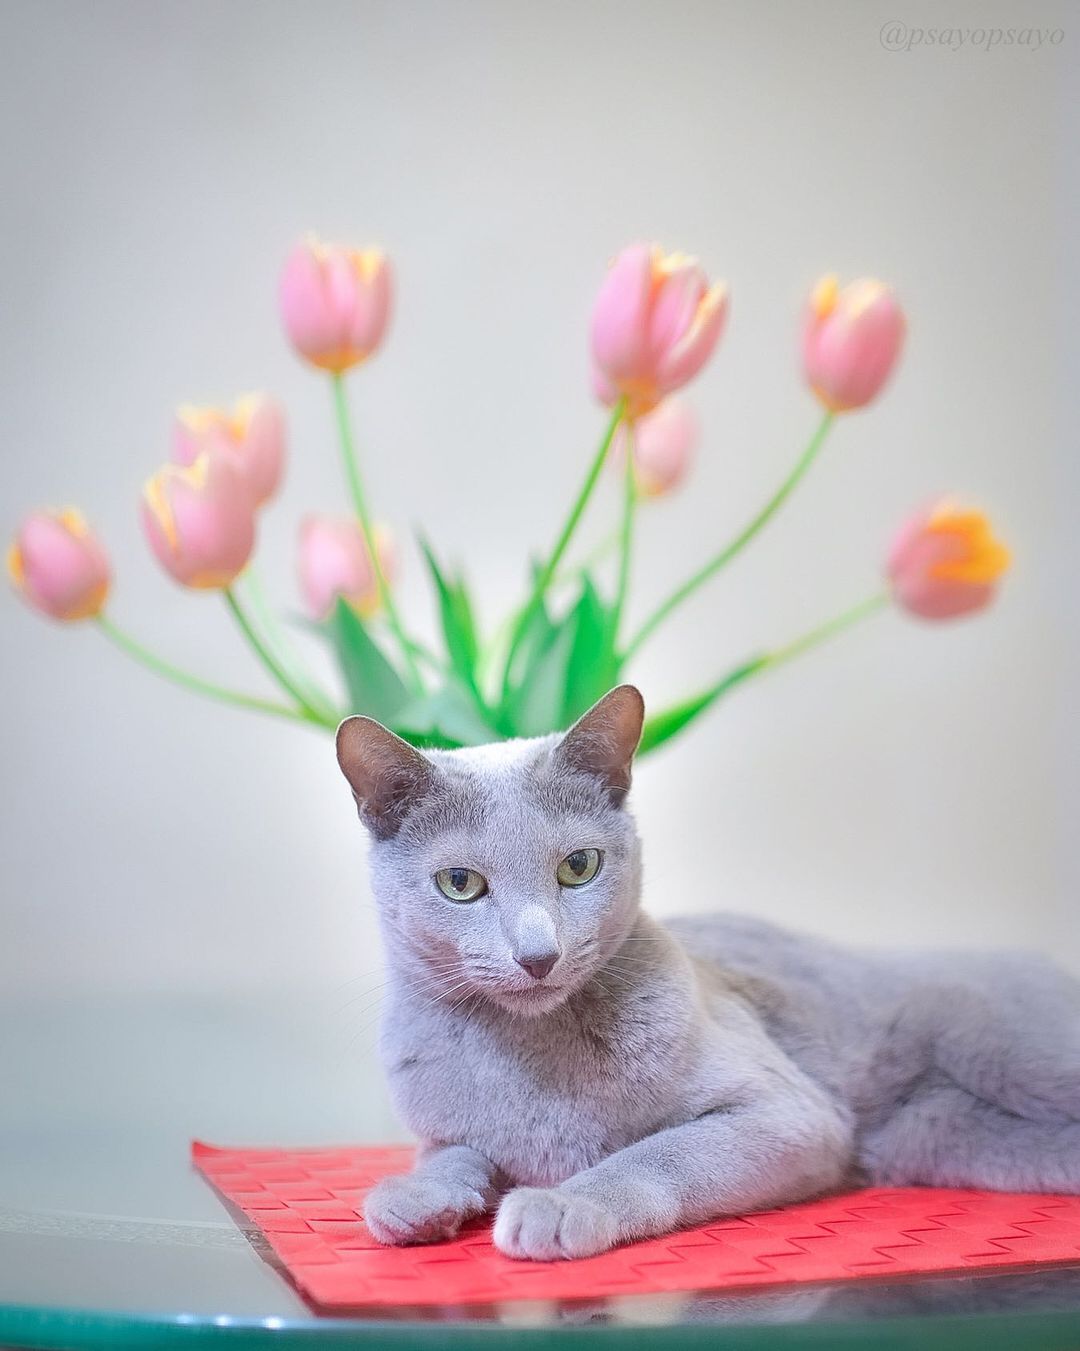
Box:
622;409;837;664
330;372;423;693
637;589;889;755
95;615;329;729
758;590;890;672
499;399;626;704
238;568;342;721
610;422;637;650
223;587;336;724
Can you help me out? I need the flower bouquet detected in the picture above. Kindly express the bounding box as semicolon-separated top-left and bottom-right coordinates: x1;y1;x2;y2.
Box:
9;240;1011;755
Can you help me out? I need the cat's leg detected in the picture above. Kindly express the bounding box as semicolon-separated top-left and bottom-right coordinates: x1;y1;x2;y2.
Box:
925;966;1080;1124
363;1143;503;1245
859;1083;1080;1191
492;1092;852;1261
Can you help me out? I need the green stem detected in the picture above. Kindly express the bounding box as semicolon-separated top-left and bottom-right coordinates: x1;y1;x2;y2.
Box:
223;587;333;724
500;399;626;700
638;590;889;756
610;422;637;651
95;615;324;728
330;372;423;692
238;569;341;721
759;590;890;672
623;409;836;663
549;529;620;590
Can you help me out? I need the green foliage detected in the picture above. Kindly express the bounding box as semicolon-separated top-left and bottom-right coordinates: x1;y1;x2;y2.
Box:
394;684;500;749
637;658;766;756
326;598;410;725
418;537;481;698
320;595;498;750
318;574;768;759
499;573;620;739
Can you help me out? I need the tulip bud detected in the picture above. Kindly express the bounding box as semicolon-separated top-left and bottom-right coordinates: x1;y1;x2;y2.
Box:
8;509;110;621
612;399;697;498
279;235;392;373
591;243;728;419
141;453;256;589
298;515;396;620
173;393;285;507
803;275;905;413
887;501;1010;620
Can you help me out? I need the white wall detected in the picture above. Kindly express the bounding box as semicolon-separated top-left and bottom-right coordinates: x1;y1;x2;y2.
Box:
2;0;1076;1011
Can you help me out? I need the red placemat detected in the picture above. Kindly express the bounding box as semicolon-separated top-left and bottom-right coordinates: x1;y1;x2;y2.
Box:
193;1140;1080;1310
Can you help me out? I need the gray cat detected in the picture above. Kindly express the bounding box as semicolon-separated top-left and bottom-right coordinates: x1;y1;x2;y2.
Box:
335;685;1080;1261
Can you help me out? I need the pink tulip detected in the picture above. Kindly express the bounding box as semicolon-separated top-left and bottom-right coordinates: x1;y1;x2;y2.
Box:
591;243;728;419
887;501;1010;620
8;509;110;621
298;515;396;620
279;236;392;373
141;453;256;589
803;275;905;413
612;399;697;498
173;394;285;506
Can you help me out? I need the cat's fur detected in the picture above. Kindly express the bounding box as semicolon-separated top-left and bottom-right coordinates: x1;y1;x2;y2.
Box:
335;685;1080;1261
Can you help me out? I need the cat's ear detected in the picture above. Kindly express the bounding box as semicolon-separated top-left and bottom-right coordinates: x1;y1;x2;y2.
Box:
555;684;645;806
335;717;434;840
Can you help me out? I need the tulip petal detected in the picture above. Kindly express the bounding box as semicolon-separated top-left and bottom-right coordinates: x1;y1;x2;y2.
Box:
9;510;110;621
655;282;728;391
646;259;705;366
142;455;255;589
590;243;655;383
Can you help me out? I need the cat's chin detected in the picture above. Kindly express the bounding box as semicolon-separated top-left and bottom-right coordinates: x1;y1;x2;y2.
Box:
485;982;572;1017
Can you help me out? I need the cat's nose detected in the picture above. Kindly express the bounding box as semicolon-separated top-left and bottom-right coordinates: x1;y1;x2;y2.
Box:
516;953;559;981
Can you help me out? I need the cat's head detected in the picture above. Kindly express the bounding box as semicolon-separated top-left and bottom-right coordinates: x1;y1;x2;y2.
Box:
336;686;645;1017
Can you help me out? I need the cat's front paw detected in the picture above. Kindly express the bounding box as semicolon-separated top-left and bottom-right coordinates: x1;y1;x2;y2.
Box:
363;1173;488;1246
493;1186;619;1260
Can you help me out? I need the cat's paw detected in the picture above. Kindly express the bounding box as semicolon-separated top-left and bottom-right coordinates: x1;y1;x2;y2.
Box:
493;1186;619;1260
363;1173;488;1246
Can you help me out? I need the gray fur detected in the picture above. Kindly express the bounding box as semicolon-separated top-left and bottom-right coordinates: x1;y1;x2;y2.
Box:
335;687;1080;1261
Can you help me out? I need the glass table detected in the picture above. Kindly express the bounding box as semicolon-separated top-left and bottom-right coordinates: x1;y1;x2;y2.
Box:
2;995;1079;1349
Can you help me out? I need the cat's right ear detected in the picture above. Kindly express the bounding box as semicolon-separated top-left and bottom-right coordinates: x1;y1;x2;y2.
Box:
335;717;434;840
555;684;645;806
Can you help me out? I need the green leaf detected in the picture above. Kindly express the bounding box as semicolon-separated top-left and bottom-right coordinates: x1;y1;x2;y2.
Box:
501;577;624;738
326;598;410;723
637;658;765;756
393;682;499;749
505;609;579;738
418;536;481;694
561;575;619;725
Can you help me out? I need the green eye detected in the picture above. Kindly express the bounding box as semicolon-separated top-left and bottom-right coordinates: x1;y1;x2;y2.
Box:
556;848;602;887
435;867;487;903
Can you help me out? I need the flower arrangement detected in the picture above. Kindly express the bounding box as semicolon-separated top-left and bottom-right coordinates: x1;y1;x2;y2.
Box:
9;238;1011;756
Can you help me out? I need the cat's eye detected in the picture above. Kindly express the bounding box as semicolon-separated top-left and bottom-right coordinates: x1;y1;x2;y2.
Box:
556;848;602;887
434;867;488;903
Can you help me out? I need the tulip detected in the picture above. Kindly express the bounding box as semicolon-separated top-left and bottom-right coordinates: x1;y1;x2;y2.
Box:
613;398;697;499
173;394;285;506
887;501;1010;620
279;236;392;373
591;243;728;419
803;275;905;413
8;509;110;621
141;453;256;589
298;515;396;620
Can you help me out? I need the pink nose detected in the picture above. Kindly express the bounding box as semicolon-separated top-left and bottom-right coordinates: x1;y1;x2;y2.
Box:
516;954;558;981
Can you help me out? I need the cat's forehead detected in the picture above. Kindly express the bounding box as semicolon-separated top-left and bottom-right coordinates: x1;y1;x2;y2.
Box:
398;734;613;842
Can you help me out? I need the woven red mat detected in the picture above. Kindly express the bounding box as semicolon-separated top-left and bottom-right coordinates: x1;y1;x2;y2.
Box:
193;1140;1080;1310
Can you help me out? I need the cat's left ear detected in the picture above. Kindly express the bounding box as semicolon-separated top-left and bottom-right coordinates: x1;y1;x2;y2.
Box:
336;716;435;840
555;684;645;806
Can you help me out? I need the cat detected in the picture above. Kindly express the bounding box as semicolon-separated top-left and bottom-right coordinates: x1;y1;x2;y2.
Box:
335;684;1080;1261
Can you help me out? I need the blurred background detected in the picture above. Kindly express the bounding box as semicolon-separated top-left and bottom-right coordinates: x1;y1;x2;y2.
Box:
1;0;1076;1174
